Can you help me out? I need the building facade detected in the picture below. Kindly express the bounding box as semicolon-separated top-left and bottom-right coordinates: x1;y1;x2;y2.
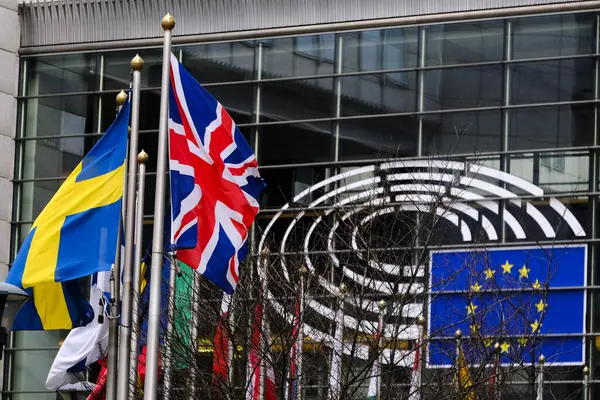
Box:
4;0;600;398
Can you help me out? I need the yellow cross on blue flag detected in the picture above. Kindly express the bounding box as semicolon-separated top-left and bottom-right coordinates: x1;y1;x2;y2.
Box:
6;99;130;331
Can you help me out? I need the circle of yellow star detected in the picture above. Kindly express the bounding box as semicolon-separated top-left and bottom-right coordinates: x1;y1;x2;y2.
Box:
532;279;541;290
484;267;496;280
471;282;482;292
500;342;511;354
518;265;530;279
530;319;542;333
466;302;478;315
501;260;514;274
535;299;547;313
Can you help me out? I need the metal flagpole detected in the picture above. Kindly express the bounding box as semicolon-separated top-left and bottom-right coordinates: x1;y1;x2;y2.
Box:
329;283;346;400
536;355;545;400
106;89;129;400
128;150;148;396
491;342;501;400
296;266;308;400
375;300;386;397
189;273;200;398
454;329;463;397
583;365;589;400
143;13;175;400
117;54;144;399
162;255;178;399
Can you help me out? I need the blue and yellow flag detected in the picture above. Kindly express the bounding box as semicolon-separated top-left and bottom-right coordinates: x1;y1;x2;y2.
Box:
7;99;130;330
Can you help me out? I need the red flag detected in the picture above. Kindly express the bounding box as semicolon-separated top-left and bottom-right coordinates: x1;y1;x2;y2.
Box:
246;294;276;400
212;303;231;398
86;358;107;400
137;345;163;389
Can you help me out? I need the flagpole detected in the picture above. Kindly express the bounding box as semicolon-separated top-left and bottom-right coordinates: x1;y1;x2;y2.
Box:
491;342;500;400
129;150;148;396
189;273;200;398
454;329;462;397
408;315;425;400
295;266;308;400
536;354;545;400
162;254;178;399
117;54;144;399
376;300;386;397
583;365;589;400
106;89;128;400
329;283;346;400
143;13;175;400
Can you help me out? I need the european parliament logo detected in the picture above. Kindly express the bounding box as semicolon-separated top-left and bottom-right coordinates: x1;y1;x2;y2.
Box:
428;245;587;367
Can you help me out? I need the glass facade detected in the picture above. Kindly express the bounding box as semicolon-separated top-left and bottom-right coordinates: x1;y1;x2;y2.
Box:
8;10;600;399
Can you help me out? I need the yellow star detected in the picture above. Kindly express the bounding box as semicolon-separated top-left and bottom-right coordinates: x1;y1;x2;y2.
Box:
484;267;496;280
501;260;514;274
471;282;482;292
530;319;542;333
483;338;493;347
518;337;528;347
518;265;530;279
470;323;481;334
535;299;547;313
532;279;541;290
500;342;511;354
466;302;478;315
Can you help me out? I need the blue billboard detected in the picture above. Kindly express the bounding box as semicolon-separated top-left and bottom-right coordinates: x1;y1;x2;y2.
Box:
428;245;587;367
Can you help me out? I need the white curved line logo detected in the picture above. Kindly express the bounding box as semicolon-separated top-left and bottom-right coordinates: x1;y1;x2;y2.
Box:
258;160;585;365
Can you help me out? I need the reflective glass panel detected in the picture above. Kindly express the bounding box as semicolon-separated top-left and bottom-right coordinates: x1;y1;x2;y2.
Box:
181;41;256;83
338;115;419;160
23;95;99;138
340;72;418;116
26;53;100;95
508;105;594;150
510;58;595;104
342;28;418;72
258;121;333;165
424;20;505;66
258;165;331;209
511;13;596;59
261;78;334;122
423;65;503;110
103;48;164;90
262;34;335;78
422;110;502;154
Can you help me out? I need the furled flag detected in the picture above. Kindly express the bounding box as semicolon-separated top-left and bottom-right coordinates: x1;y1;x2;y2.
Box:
456;347;475;400
168;53;265;294
366;318;384;400
8;99;130;330
246;294;276;400
212;294;233;398
45;271;111;390
407;336;421;400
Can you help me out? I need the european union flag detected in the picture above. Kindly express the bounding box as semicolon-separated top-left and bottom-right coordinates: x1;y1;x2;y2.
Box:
7;99;130;330
428;245;586;366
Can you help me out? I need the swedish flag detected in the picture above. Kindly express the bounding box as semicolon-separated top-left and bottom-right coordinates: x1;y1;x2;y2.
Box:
7;99;130;330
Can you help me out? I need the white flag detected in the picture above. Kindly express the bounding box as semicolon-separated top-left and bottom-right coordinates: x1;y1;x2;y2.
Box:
329;304;344;398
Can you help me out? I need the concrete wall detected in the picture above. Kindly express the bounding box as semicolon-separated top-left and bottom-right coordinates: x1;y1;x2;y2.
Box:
0;0;18;280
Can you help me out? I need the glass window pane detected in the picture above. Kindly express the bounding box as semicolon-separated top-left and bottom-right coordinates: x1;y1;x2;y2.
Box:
23;95;99;138
339;115;419;160
510;58;595;105
261;78;334;122
262;34;335;78
509;105;594;150
511;13;596;59
103;48;164;90
181;42;256;83
258;165;331;209
423;110;502;154
341;72;417;116
423;65;503;111
342;28;418;72
19;179;65;222
425;20;504;66
26;54;100;95
258;121;332;165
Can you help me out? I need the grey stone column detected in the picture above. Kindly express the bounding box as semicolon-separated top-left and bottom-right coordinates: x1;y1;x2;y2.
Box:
0;0;19;281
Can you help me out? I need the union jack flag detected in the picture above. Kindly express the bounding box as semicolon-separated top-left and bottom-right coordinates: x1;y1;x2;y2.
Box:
168;53;265;294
